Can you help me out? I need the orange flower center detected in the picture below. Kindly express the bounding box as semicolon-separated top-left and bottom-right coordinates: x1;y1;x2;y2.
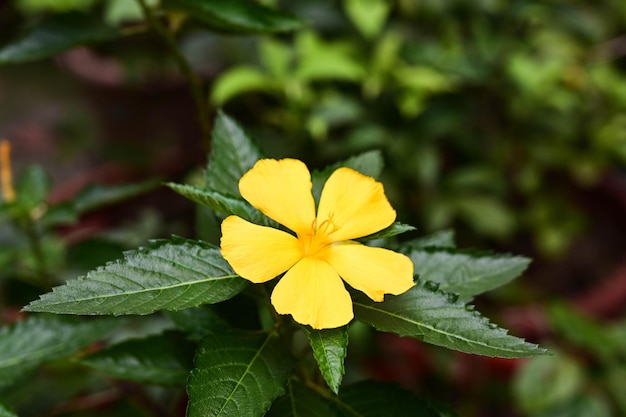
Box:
299;214;339;257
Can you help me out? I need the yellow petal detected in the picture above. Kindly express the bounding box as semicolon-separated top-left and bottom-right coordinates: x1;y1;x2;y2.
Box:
317;167;395;242
239;159;316;236
320;241;414;301
271;257;353;329
221;216;302;283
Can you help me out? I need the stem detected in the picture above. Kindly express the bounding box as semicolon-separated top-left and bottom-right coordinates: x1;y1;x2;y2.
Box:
22;214;51;288
136;0;212;148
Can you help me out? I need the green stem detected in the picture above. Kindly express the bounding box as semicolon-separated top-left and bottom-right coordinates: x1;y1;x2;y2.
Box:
22;215;51;287
136;0;212;148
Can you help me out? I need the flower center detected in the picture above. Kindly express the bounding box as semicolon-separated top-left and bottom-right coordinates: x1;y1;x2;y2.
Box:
299;214;339;257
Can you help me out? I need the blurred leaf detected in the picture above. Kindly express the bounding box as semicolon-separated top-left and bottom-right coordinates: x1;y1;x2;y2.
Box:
0;402;16;417
295;32;365;82
15;0;98;14
337;380;442;416
405;248;530;301
80;331;194;386
161;0;306;34
15;165;51;212
344;0;391;39
24;237;248;315
73;180;159;214
454;196;516;239
302;326;348;394
187;330;295;417
354;281;546;358
513;354;584;415
204;111;265;197
211;66;275;105
166;306;229;341
165;183;272;226
267;379;339;417
357;222;416;242
0;13;122;65
0;315;117;389
260;38;292;78
312;150;384;200
539;395;613;417
400;230;456;250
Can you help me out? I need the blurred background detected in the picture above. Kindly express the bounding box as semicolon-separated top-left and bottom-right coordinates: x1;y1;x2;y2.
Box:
2;0;626;416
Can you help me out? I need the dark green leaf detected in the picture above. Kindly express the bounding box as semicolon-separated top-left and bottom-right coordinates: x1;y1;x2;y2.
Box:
356;222;415;242
15;164;51;211
187;330;295;417
267;379;340;417
204;111;265;196
407;248;530;301
312;150;384;201
166;306;230;341
0;402;16;417
302;326;348;394
0;13;122;65
399;230;456;250
0;315;117;389
354;282;546;358
166;183;271;226
24;237;248;315
337;380;441;417
161;0;306;34
73;180;160;214
79;331;194;386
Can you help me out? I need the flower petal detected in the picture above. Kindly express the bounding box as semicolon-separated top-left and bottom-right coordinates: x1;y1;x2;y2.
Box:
320;241;414;301
317;167;395;242
239;158;316;236
271;257;353;329
221;216;302;283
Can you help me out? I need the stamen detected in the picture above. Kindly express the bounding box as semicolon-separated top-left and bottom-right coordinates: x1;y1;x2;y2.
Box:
0;140;15;203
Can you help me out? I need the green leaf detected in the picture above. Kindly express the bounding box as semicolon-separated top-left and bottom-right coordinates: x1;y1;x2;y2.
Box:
337;380;442;417
267;379;340;417
0;13;122;65
15;164;51;212
73;180;160;214
161;0;306;34
407;248;530;301
0;314;117;389
312;150;384;201
211;66;275;105
357;222;415;242
165;183;271;226
399;230;456;250
166;306;230;341
0;402;16;417
187;330;295;417
79;331;194;386
24;237;248;315
354;282;546;358
205;111;265;197
344;0;391;39
302;326;348;394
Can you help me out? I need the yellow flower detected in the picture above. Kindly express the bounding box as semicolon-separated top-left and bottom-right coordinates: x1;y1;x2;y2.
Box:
220;158;414;329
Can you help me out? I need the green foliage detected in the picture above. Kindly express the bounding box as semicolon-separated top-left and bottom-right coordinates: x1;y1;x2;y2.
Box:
0;402;16;417
302;326;348;394
24;237;247;315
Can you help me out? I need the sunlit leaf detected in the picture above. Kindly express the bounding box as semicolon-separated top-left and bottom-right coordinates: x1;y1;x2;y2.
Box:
354;281;546;358
211;66;275;105
0;401;16;417
24;237;247;315
187;330;295;417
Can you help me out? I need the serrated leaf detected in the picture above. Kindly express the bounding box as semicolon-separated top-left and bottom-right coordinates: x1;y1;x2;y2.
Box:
79;331;194;386
357;222;415;242
0;13;122;65
267;379;340;417
162;0;305;34
0;402;16;417
166;183;271;226
354;282;546;358
0;314;117;389
337;380;441;417
302;326;348;394
312;150;384;201
187;330;295;417
166;306;230;341
407;248;531;301
24;237;248;315
204;111;265;196
399;230;456;250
